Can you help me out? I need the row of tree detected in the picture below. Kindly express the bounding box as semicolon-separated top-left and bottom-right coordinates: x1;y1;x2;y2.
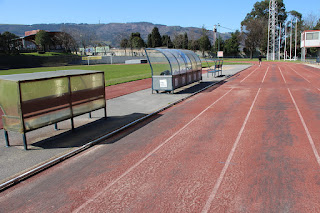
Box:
119;27;241;57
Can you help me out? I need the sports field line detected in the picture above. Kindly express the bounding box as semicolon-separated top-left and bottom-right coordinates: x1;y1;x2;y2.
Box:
240;65;259;83
287;65;320;91
299;64;320;77
73;87;235;213
278;66;320;168
201;66;268;213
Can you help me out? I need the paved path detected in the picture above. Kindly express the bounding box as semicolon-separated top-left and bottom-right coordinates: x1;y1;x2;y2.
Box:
1;62;320;212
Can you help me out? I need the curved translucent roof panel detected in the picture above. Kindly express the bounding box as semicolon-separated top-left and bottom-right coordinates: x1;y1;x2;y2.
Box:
145;48;201;76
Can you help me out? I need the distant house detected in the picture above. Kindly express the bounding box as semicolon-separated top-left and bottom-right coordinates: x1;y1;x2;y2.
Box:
18;30;74;52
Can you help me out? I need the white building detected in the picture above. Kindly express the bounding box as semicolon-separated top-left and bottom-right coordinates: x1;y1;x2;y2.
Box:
300;30;320;61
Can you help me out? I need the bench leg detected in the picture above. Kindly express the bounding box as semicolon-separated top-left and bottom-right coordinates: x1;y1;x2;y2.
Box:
89;112;92;119
54;123;58;131
22;133;28;150
71;118;75;131
4;130;10;147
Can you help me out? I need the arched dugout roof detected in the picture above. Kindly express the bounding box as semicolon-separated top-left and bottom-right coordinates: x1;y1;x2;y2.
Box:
145;48;202;76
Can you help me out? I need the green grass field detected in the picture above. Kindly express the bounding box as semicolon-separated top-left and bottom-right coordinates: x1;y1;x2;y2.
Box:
0;60;253;86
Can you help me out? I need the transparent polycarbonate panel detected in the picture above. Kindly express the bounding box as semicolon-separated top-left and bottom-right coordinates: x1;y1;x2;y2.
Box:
157;49;180;75
20;77;69;102
169;49;187;74
146;49;172;76
0;79;19;117
72;99;105;116
24;108;72;131
181;50;197;71
70;73;104;91
178;51;192;72
190;52;202;70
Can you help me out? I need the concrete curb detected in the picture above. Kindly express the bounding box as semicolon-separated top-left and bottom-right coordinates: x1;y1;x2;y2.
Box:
0;65;252;192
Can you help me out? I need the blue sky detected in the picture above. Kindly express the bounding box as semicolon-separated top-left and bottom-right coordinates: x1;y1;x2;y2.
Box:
0;0;319;32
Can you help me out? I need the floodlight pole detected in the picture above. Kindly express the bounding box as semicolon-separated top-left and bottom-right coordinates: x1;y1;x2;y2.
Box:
284;23;287;60
279;23;281;60
290;19;292;60
295;18;298;60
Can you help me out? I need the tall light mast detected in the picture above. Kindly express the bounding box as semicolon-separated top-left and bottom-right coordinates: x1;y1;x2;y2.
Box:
267;0;279;60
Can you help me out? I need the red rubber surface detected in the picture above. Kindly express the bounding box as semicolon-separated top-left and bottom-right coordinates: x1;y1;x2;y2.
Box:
1;62;320;212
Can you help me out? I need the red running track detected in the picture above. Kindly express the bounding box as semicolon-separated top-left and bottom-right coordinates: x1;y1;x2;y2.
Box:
1;62;320;212
0;78;151;130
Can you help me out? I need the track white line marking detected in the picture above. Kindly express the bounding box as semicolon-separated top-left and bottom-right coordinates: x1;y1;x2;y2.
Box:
261;67;269;83
289;66;311;83
240;67;259;83
280;65;320;168
73;88;234;213
287;88;320;167
201;66;269;212
279;66;287;83
201;88;261;213
288;66;320;91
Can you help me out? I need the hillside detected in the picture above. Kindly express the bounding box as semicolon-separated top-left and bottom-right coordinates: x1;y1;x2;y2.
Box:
0;22;231;47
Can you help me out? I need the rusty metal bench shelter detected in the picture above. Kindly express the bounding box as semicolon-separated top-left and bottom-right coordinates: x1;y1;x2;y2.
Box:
145;49;202;93
0;70;107;150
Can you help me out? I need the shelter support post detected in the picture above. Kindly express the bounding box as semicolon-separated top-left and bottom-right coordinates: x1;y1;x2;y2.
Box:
4;130;10;147
22;133;27;150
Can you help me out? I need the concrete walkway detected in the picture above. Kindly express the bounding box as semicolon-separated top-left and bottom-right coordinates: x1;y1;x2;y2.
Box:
0;64;251;186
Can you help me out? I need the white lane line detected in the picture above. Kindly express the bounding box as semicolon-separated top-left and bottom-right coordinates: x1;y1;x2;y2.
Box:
279;66;287;83
280;65;320;169
287;88;320;167
240;67;259;83
299;64;320;77
261;67;270;83
73;88;234;213
289;66;311;83
289;66;320;91
201;66;269;212
201;88;261;213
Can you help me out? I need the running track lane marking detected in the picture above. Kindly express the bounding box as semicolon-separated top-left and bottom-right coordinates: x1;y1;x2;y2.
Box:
287;89;320;167
279;66;320;167
240;66;260;83
73;88;235;213
288;66;320;91
201;88;261;213
201;67;268;213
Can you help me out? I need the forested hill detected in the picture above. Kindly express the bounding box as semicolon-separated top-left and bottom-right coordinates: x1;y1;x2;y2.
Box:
0;22;231;47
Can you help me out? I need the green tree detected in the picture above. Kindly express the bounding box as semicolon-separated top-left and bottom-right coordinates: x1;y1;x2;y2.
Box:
173;34;184;49
198;28;211;56
162;35;173;48
188;40;199;51
241;0;287;55
224;30;240;56
0;31;19;54
35;30;51;52
147;34;152;47
120;38;129;55
129;32;145;50
183;32;188;49
147;27;162;48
